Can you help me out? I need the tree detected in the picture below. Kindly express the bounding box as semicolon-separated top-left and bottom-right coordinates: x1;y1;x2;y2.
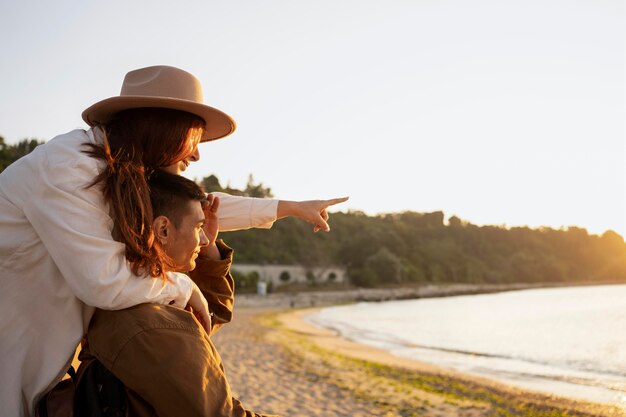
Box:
200;174;224;193
0;137;45;173
244;174;273;198
349;267;378;287
305;270;316;285
198;173;273;198
231;270;260;293
0;137;10;172
279;271;291;282
448;215;463;228
365;247;404;284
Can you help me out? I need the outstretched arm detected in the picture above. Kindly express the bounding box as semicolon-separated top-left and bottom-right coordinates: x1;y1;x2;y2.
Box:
215;193;349;233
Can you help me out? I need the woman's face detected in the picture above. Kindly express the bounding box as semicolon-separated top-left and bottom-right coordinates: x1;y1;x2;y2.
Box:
162;127;203;175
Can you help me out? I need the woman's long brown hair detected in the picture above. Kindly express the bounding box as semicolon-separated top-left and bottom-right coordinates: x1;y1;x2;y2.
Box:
83;108;205;279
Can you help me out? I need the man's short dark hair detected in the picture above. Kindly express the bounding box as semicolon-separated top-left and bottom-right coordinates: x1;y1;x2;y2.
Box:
148;170;207;227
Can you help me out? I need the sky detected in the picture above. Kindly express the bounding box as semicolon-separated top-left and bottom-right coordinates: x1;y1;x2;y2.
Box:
1;0;624;236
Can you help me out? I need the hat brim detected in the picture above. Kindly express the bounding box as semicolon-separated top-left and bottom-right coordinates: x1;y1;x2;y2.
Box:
81;96;236;142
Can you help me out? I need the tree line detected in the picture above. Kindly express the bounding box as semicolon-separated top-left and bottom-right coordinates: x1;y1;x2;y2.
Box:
223;208;626;287
3;138;625;288
0;137;45;172
207;172;626;287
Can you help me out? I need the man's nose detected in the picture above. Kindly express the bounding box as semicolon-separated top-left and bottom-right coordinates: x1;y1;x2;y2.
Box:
199;229;209;247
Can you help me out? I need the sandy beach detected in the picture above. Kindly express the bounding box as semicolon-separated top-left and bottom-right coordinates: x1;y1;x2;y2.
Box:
213;304;626;417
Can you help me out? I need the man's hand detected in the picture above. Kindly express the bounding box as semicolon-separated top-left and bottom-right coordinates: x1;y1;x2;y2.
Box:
203;193;220;243
199;193;221;259
277;197;349;232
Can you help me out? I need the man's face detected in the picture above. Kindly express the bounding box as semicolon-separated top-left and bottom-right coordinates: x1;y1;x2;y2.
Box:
163;200;209;272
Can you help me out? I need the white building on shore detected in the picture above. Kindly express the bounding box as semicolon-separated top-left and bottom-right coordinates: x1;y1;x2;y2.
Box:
231;264;347;288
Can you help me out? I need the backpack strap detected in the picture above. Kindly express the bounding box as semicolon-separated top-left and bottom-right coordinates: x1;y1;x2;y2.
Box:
74;354;127;417
36;347;128;417
35;367;76;417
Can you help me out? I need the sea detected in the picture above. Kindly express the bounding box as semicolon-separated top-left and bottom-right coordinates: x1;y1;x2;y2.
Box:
306;284;626;409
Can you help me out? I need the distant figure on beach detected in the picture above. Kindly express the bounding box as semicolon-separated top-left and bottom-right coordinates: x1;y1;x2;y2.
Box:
81;171;279;416
0;65;346;416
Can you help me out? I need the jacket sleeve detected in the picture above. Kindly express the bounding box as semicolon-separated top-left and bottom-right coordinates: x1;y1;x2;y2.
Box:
189;240;235;335
213;192;278;232
2;136;193;309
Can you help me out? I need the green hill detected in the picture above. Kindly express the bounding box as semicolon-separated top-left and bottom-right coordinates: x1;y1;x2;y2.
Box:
223;210;626;288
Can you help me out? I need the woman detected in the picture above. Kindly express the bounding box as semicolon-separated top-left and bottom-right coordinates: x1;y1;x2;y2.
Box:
0;65;345;416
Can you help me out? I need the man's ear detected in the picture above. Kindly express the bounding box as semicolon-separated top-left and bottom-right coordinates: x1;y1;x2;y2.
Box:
153;215;171;244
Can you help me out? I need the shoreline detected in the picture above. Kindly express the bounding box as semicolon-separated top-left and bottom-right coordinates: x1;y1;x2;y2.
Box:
215;283;626;416
263;306;625;417
235;281;625;309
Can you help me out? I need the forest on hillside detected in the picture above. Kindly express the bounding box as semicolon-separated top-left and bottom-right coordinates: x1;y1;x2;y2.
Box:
201;175;626;288
0;137;44;172
3;138;625;288
223;210;626;287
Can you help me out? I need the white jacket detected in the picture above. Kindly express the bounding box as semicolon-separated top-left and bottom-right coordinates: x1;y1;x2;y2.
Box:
0;128;277;416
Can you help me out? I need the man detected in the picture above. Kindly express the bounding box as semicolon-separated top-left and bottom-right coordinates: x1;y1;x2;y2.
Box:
84;170;279;417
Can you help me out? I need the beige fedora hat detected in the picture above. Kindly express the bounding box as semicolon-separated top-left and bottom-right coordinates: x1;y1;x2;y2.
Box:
82;65;236;142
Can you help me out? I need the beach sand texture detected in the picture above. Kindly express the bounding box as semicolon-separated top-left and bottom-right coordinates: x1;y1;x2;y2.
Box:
212;307;625;417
